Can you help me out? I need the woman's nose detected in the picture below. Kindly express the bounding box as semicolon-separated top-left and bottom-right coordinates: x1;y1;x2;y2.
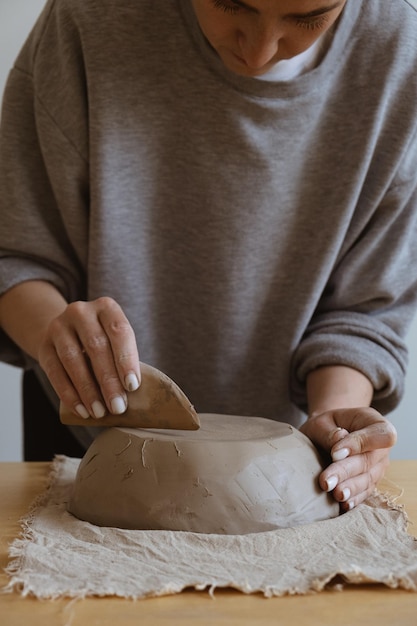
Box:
237;24;281;69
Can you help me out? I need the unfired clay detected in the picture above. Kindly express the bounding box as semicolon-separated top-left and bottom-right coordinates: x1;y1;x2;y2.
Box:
60;362;199;430
68;414;339;534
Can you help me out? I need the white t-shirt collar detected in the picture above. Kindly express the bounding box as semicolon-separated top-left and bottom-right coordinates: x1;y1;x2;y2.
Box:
256;28;334;82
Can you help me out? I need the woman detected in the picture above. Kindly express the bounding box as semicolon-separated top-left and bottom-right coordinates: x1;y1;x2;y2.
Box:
1;0;416;510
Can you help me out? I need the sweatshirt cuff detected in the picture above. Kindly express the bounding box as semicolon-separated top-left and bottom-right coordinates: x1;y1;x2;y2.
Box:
290;315;408;416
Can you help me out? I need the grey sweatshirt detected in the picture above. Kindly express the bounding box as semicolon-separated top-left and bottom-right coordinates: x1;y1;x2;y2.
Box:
1;0;417;427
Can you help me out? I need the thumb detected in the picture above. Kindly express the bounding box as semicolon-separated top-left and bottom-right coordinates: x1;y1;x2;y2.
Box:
300;412;350;455
300;408;397;458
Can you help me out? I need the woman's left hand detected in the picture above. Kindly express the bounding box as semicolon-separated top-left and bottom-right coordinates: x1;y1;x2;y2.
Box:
300;408;397;511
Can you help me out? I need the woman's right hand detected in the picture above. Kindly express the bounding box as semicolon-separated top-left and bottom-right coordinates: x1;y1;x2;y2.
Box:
37;297;141;419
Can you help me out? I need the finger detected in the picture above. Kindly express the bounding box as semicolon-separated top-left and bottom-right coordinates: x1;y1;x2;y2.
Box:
320;448;390;509
338;467;383;512
73;304;128;416
329;406;392;433
300;412;349;452
301;408;397;458
331;419;397;461
51;298;140;417
54;332;109;419
74;298;140;415
321;447;389;488
50;301;117;417
96;298;140;393
40;329;105;419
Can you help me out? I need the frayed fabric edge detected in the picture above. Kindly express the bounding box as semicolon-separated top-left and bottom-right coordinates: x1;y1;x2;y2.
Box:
368;487;413;535
1;456;65;596
3;573;417;601
2;457;417;600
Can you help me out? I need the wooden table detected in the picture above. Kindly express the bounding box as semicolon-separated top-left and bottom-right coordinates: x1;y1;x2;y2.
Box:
1;461;417;626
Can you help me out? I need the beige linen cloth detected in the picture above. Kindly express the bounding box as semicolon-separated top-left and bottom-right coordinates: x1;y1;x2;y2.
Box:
4;456;417;599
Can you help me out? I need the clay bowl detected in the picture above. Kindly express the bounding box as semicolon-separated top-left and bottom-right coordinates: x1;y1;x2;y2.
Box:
68;414;339;534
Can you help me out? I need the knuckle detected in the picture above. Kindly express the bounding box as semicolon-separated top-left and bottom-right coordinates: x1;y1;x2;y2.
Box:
46;315;64;336
96;295;118;310
337;464;350;483
343;466;352;483
364;406;382;419
59;344;84;365
116;350;136;367
352;430;368;454
84;333;109;353
386;421;398;447
65;300;87;319
362;451;372;474
368;455;386;484
107;318;131;338
311;411;329;426
77;378;99;397
97;371;121;388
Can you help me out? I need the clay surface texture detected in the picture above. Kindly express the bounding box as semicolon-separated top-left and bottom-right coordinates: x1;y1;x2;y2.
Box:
60;362;199;430
68;414;339;534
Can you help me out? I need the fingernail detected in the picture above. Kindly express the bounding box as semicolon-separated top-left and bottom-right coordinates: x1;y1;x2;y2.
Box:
111;395;126;415
325;475;338;492
332;427;349;440
332;447;350;462
75;404;90;420
92;400;106;419
341;487;351;502
125;373;139;392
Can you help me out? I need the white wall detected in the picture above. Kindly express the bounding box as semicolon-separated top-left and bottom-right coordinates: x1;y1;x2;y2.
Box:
390;329;417;460
0;0;416;461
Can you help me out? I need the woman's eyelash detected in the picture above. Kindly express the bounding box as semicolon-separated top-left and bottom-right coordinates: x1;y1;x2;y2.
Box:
210;1;332;30
295;15;330;31
211;0;241;15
